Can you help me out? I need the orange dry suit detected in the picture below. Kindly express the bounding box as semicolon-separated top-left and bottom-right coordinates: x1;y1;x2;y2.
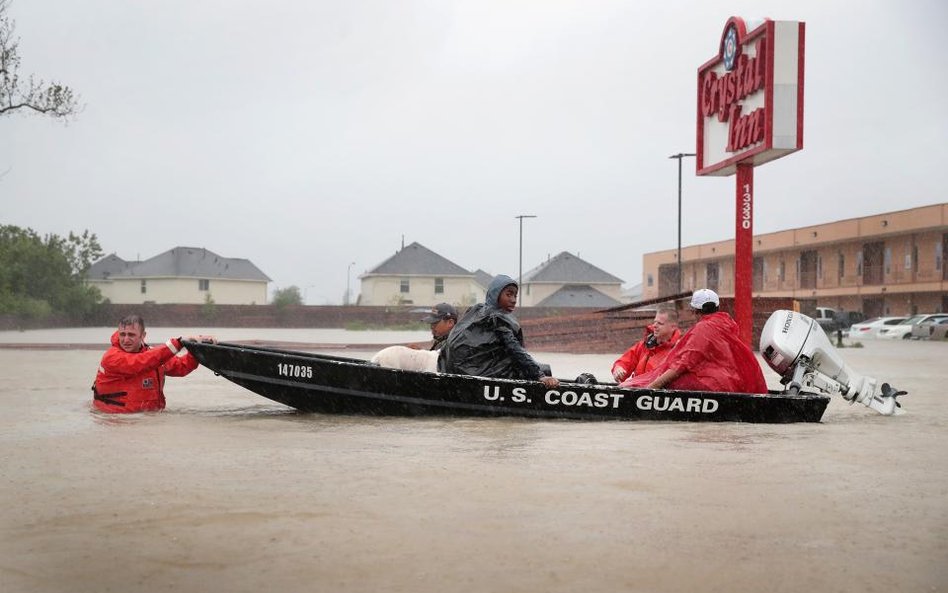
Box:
91;332;198;413
623;311;768;394
611;325;682;379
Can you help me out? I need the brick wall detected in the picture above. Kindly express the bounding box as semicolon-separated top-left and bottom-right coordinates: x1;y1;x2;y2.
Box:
0;303;605;331
1;298;798;354
522;297;797;353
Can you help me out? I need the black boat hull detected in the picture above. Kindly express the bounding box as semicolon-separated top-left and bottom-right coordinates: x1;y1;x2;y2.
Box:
184;341;829;423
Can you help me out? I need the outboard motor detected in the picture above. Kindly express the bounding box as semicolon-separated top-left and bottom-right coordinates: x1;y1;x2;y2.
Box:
759;309;905;416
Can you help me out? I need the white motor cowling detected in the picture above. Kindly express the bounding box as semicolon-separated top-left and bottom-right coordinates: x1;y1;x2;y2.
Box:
759;310;905;416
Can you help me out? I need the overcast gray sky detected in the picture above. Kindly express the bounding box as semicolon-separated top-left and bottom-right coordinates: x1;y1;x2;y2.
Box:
3;0;947;304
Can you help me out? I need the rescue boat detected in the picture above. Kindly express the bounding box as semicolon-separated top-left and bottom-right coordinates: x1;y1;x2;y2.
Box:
182;340;828;423
183;309;906;423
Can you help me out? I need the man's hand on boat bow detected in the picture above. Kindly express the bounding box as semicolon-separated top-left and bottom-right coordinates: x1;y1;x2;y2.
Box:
540;376;559;388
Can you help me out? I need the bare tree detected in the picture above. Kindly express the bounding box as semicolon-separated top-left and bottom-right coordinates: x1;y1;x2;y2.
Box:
0;0;79;119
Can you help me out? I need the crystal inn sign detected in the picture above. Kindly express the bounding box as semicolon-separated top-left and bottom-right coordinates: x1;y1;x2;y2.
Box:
695;17;805;344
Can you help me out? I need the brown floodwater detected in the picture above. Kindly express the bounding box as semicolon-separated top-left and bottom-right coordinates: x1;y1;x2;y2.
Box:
0;329;945;593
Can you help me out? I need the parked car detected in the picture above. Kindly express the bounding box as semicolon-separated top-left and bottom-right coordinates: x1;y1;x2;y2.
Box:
813;307;839;331
877;314;948;340
848;316;907;340
931;319;948;341
839;310;866;329
911;315;948;339
814;307;865;333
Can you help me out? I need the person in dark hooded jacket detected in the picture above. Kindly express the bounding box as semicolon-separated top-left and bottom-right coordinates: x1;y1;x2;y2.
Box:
438;275;559;388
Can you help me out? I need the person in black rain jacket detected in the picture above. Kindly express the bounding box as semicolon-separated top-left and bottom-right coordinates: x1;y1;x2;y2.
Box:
438;274;559;388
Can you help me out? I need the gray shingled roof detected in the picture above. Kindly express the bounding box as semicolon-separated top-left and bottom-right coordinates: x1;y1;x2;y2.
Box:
366;242;471;276
473;269;494;290
88;247;270;281
86;253;134;280
535;284;623;307
522;251;623;284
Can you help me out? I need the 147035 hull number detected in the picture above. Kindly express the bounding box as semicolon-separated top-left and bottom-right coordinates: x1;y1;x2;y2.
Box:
277;363;312;379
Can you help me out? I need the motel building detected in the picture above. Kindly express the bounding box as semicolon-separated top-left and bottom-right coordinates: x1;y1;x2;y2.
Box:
641;203;948;318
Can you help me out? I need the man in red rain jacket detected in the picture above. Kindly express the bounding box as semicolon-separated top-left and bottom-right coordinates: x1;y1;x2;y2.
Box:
611;307;682;382
622;289;768;394
92;315;214;413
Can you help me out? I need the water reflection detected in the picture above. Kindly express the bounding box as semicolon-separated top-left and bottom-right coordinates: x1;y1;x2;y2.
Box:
168;404;297;418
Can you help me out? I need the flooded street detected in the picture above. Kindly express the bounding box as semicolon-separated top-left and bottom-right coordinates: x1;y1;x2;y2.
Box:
0;329;945;592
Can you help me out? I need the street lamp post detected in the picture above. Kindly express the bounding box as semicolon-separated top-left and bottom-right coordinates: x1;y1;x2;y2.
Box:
514;215;537;289
668;153;696;293
345;261;356;306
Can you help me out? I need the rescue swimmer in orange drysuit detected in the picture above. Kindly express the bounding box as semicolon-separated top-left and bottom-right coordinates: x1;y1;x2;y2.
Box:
91;315;214;413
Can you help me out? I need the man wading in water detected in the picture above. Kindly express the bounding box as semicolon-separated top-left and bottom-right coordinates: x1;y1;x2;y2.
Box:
91;315;215;413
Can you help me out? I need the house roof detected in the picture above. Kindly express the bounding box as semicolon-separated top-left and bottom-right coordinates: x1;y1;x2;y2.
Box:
621;283;644;303
522;251;623;284
472;269;493;290
535;284;623;307
365;241;471;276
86;253;134;280
87;247;270;281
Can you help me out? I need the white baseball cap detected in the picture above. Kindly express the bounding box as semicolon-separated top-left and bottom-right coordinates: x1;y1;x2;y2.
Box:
690;288;720;310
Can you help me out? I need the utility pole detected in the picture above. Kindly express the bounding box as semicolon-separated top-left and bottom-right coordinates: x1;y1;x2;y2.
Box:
668;153;696;293
346;261;356;306
515;215;537;289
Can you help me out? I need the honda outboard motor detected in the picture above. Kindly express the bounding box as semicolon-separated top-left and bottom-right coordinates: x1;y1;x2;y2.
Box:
759;309;905;416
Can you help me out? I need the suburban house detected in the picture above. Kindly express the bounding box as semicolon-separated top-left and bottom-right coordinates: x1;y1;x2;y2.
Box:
519;252;624;307
358;243;624;308
641;203;948;317
358;242;485;307
87;247;271;305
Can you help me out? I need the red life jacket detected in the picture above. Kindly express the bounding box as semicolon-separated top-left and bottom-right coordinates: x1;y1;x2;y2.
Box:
632;328;682;376
92;333;198;413
612;327;682;379
625;312;768;394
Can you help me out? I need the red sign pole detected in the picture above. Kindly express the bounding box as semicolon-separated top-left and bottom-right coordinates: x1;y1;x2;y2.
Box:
735;163;754;346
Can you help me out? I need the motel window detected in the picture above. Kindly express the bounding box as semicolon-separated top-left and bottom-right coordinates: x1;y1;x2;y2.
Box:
884;248;892;275
199;279;210;291
434;278;444;294
856;252;863;276
140;279;147;294
647;274;653;287
706;263;719;292
399;278;410;293
752;257;763;292
778;261;785;283
937;240;944;270
838;253;845;279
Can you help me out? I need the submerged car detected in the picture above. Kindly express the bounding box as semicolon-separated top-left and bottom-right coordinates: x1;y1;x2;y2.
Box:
877;314;948;340
848;316;907;340
911;316;948;340
930;319;948;341
813;307;866;333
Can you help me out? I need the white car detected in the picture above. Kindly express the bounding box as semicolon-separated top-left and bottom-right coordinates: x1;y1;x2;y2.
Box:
877;314;947;340
911;315;948;339
848;316;907;340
